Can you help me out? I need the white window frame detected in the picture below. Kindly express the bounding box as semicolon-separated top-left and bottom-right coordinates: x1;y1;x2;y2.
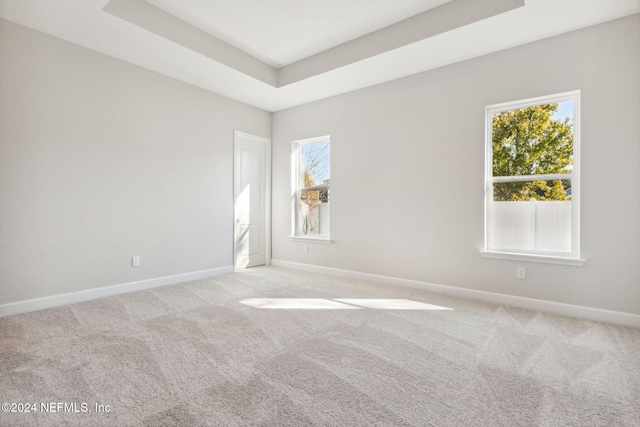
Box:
481;91;585;266
290;136;332;244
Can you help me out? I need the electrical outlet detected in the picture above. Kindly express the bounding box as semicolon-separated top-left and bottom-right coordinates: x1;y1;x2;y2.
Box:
303;245;309;253
132;256;140;267
516;267;526;279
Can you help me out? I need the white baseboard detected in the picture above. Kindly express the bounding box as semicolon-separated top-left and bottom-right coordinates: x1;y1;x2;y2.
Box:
0;266;234;318
271;259;640;328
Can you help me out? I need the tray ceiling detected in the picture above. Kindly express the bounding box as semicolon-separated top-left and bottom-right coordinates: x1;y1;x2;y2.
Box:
0;0;638;111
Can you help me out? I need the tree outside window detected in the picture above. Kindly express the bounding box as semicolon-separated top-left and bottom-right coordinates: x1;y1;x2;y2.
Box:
292;137;330;239
485;92;580;258
492;103;573;202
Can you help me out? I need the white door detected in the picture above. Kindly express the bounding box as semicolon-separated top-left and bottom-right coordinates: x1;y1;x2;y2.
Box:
234;131;271;269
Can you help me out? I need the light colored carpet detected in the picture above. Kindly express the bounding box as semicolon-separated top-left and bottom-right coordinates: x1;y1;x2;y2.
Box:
1;266;639;426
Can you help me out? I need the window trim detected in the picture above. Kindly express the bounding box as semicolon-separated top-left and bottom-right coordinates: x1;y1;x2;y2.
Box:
483;91;583;264
479;250;585;266
290;135;332;243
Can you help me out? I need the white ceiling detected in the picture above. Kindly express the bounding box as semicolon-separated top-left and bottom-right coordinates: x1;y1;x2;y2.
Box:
146;0;453;68
0;0;638;112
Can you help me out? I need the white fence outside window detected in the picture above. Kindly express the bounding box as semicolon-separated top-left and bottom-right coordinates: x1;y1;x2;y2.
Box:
490;200;572;253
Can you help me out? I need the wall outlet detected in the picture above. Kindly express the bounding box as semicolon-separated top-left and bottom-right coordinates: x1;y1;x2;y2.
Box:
132;256;141;267
303;244;309;253
516;267;526;279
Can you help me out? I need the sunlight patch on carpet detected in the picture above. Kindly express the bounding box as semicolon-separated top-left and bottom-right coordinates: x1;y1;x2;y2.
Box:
335;299;453;310
239;298;453;310
239;298;359;309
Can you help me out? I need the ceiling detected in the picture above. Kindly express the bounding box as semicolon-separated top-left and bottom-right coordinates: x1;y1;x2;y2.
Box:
145;0;453;68
0;0;638;112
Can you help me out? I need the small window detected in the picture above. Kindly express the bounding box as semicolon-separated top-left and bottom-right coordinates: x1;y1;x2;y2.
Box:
484;92;581;262
291;136;331;242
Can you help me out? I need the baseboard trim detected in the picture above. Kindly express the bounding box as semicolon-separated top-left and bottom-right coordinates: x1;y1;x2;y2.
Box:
271;260;640;328
0;266;234;318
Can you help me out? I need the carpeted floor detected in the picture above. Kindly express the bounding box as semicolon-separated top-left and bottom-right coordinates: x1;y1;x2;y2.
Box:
1;266;639;426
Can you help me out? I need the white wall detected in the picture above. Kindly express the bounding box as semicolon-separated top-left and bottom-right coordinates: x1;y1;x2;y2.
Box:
272;15;640;315
0;19;271;305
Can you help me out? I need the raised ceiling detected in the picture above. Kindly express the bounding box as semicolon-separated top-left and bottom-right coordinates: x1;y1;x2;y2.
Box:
145;0;454;68
0;0;638;111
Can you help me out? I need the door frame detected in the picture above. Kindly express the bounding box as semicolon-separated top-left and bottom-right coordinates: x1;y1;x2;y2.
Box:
233;130;271;270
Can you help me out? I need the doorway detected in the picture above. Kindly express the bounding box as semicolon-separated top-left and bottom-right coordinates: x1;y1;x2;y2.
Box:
234;131;271;269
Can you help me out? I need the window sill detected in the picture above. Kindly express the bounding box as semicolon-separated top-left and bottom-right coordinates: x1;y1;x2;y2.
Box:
290;236;332;245
480;250;585;266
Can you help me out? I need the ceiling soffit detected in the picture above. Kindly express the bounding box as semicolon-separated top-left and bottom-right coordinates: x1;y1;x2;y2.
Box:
103;0;524;88
104;0;277;86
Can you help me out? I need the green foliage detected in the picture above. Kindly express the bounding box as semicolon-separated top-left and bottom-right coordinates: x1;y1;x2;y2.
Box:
492;103;573;201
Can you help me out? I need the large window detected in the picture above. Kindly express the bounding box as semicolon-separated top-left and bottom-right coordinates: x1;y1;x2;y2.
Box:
483;92;582;264
291;136;331;242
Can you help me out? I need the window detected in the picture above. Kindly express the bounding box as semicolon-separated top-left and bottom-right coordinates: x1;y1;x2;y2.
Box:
483;92;583;265
291;136;331;242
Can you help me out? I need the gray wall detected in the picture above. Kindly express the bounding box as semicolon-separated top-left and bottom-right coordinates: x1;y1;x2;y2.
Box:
0;19;271;305
272;15;640;315
2;14;638;316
